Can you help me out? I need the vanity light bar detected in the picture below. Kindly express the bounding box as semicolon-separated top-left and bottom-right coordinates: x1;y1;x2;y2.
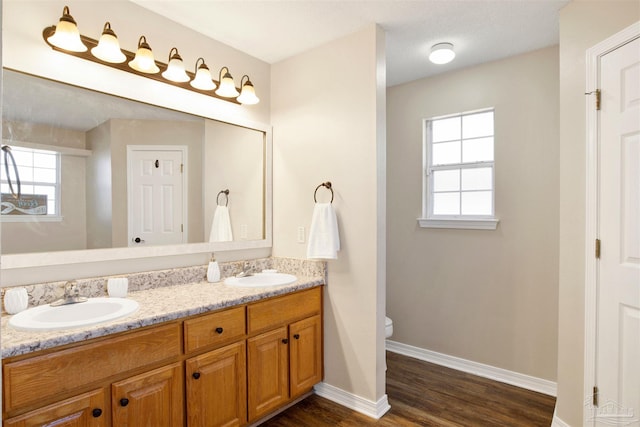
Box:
41;9;259;105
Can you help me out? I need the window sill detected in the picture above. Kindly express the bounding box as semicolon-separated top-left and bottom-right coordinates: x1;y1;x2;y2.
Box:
417;217;499;230
1;216;63;223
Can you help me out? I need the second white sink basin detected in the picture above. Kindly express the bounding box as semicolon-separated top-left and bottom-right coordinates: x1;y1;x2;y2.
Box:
224;273;297;288
9;297;139;332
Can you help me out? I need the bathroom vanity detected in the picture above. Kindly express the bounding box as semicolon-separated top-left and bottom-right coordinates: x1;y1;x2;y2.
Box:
1;280;323;426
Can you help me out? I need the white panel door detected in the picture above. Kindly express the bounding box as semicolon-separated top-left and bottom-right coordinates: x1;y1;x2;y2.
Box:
596;36;640;426
128;147;185;247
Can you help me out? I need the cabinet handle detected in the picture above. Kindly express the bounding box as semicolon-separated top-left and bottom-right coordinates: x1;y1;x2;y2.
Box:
120;398;129;407
282;338;289;344
92;408;103;418
192;372;201;380
215;327;224;334
293;334;300;340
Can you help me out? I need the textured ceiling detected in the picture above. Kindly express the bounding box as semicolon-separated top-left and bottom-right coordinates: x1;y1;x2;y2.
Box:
131;0;569;87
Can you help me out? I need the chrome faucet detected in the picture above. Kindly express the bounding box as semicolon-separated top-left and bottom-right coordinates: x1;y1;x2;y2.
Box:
236;262;254;278
50;280;88;306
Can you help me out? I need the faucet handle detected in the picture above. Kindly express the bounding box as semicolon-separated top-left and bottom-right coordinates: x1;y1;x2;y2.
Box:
64;280;78;297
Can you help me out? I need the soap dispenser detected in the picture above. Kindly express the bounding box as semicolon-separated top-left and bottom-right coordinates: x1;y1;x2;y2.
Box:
207;254;221;283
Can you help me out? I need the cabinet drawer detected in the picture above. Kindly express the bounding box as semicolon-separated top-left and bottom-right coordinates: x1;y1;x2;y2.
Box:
247;287;322;334
184;306;246;354
4;388;107;427
3;323;181;413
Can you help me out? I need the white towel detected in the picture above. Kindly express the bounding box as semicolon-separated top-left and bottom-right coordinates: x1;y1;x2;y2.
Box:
307;203;340;260
209;206;233;242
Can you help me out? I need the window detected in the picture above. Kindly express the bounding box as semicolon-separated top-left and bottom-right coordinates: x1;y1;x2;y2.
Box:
1;146;61;221
419;109;499;230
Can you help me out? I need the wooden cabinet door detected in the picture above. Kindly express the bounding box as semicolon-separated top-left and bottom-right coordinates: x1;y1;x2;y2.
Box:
186;341;247;427
4;389;107;427
289;315;323;398
247;327;289;421
112;362;183;427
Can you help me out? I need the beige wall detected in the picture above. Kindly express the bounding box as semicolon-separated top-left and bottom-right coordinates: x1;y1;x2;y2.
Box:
86;122;113;249
556;1;640;425
387;47;559;381
272;25;387;403
1;120;88;253
204;121;264;242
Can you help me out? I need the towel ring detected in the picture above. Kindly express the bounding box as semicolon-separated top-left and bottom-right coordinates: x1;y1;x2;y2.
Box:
314;182;334;203
2;146;21;199
217;189;229;206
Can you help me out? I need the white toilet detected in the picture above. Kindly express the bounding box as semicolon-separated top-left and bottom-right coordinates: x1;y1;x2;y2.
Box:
385;316;393;339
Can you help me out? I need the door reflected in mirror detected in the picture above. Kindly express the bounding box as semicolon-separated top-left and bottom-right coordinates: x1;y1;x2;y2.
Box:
0;69;265;255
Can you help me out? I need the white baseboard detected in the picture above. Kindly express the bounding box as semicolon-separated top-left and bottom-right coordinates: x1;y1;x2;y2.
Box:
386;340;557;397
313;382;391;420
551;407;571;427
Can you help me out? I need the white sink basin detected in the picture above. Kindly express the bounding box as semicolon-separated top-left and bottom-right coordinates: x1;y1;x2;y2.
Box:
224;273;297;288
9;297;139;332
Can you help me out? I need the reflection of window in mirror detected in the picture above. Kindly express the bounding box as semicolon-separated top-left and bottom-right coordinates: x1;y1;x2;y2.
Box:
1;146;61;221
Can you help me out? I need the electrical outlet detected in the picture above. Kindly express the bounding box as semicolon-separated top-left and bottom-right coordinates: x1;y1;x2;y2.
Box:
297;226;305;243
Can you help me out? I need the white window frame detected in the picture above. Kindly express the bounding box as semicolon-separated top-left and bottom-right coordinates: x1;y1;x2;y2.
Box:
418;108;499;230
1;146;62;223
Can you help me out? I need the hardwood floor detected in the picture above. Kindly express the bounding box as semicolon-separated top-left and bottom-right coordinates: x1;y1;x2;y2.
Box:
260;351;556;426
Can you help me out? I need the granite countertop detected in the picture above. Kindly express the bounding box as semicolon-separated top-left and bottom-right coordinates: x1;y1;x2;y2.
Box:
1;275;323;359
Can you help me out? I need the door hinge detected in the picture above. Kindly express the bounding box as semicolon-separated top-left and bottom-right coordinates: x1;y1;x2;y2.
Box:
593;385;599;406
180;164;184;173
595;238;601;259
586;89;601;110
181;224;184;233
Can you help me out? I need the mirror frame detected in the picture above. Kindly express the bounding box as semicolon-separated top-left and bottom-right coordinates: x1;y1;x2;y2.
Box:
0;73;273;270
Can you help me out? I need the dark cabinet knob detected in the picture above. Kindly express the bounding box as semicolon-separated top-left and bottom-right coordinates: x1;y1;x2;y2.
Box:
215;327;223;334
193;372;201;379
293;334;300;340
134;237;141;243
120;398;129;407
282;338;289;344
92;408;103;418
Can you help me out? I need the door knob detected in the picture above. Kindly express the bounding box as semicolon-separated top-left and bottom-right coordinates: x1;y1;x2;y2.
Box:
132;237;145;243
282;338;289;344
193;372;201;379
215;327;223;334
120;398;129;407
293;334;300;340
92;408;103;418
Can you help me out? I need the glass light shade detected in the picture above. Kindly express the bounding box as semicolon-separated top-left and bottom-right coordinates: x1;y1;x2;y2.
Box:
162;48;189;83
429;43;455;65
47;6;87;52
190;61;216;91
237;77;260;105
90;23;126;63
128;36;160;74
215;68;240;98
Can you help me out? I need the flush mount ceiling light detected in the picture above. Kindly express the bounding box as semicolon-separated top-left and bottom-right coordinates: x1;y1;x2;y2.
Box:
128;36;160;74
215;67;240;98
42;6;259;105
190;58;217;91
46;6;87;52
161;47;190;82
90;22;126;63
237;75;260;105
429;42;456;65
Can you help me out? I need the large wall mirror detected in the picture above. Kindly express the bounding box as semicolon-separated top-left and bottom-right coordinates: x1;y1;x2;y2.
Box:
0;69;271;269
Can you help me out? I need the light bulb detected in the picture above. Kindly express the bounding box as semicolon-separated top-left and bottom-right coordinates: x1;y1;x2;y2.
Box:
91;22;126;63
46;6;87;52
